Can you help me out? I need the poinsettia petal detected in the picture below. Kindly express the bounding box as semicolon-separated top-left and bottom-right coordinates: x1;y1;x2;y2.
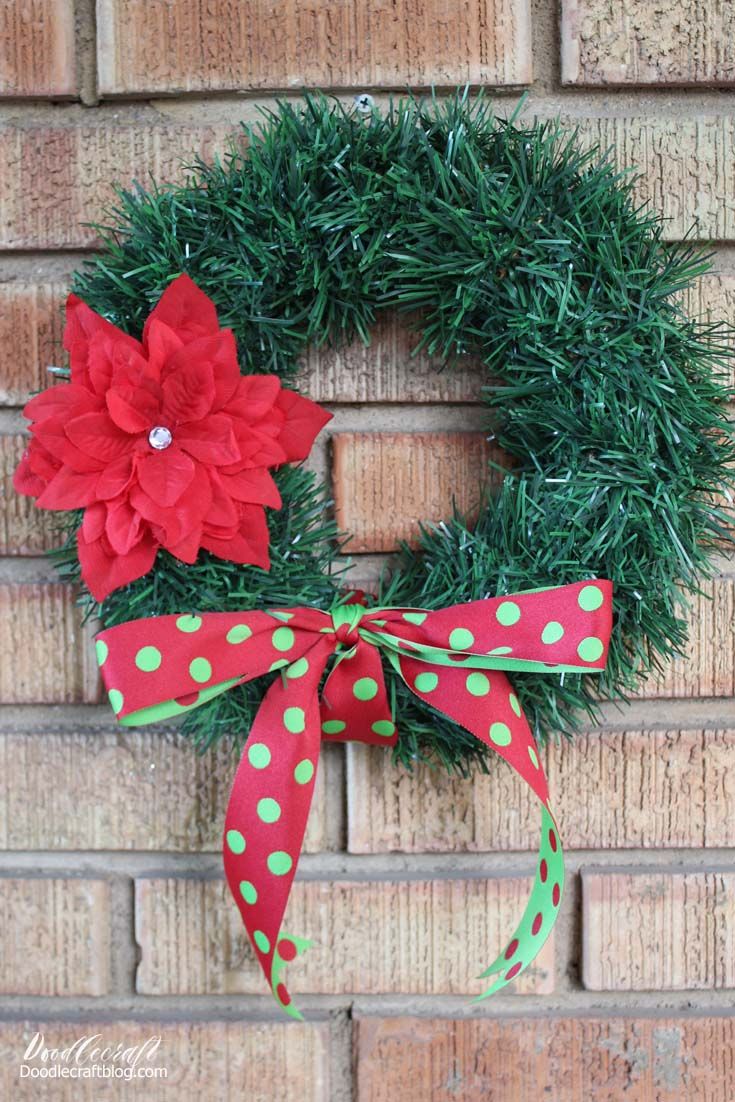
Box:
27;440;61;482
24;383;100;423
105;499;143;555
96;454;135;500
64;296;141;393
275;388;333;461
165;525;203;564
86;332;118;397
200;504;271;569
136;447;195;507
144;274;220;345
35;465;100;509
144;318;185;373
225;425;288;470
227;374;281;421
65;412;135;464
176;414;240;465
82;501;107;542
220;467;282;507
77;527;158;602
13;450;47;497
202;472;239;530
210;330;243;410
129;464;212;545
33;415;103;473
161;354;215;425
106;386;159;434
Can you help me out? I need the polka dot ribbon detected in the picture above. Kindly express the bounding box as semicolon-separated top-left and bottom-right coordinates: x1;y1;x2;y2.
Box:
95;579;612;1018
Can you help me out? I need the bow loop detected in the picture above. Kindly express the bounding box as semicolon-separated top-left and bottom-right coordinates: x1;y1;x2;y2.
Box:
368;580;613;674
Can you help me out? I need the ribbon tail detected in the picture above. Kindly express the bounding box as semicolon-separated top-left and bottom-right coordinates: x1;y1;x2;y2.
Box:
473;804;562;998
223;639;332;1019
393;653;564;998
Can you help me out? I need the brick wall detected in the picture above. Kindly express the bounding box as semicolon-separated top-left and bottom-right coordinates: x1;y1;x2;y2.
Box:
1;2;734;1099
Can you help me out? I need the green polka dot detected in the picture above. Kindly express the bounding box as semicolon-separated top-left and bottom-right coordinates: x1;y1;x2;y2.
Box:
371;720;395;738
269;659;288;671
95;639;108;666
466;672;490;696
322;719;346;734
509;692;522;717
489;722;512;746
253;930;270;953
270;611;293;621
272;626;295;652
578;584;604;612
284;707;306;733
108;688;124;715
257;797;281;823
176;614;202;633
353;677;378;701
189;657;212;683
226;624;252;644
239;880;257;904
286;657;309;679
403;611;427;625
226;829;246;854
541;621;564;645
489;646;513;655
248;742;271;769
449;627;474;650
528;744;539;769
496;601;521;626
578;636;604;662
267;851;293;876
414;672;439;693
294;759;314;784
135;645;162;672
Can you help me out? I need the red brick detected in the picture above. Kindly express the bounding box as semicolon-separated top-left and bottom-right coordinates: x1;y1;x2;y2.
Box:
301;311;484;404
97;0;532;95
1;273;731;408
0;729;342;853
0;121;234;249
0;1019;331;1101
135;876;553;995
582;870;735;991
0;878;110;995
635;577;735;698
355;1016;735;1101
0;584;100;703
0;435;61;553
348;726;735;853
332;432;499;552
0;1;76;97
571;116;735;241
0;280;67;405
562;0;735;86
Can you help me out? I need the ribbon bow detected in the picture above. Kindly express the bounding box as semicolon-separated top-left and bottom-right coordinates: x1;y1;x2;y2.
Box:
96;579;612;1017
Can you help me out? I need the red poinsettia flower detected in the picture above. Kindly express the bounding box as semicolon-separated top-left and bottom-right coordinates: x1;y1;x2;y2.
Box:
14;274;332;601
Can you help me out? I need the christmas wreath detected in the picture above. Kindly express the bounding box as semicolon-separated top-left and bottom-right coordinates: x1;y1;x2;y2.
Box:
15;93;733;1016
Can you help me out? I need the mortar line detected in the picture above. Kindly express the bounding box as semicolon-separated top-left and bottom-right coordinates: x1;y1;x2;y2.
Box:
1;992;735;1022
0;848;734;880
0;694;733;731
1;89;735;129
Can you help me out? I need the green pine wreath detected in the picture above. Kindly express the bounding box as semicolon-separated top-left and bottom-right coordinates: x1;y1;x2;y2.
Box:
55;92;734;774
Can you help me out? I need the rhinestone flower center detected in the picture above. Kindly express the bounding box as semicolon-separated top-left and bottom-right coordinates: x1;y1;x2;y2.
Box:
148;425;173;450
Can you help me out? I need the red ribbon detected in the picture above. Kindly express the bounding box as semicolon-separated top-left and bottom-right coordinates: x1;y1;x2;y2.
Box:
96;580;612;1017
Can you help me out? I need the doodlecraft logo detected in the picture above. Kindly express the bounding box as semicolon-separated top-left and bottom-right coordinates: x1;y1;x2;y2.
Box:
19;1031;168;1083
